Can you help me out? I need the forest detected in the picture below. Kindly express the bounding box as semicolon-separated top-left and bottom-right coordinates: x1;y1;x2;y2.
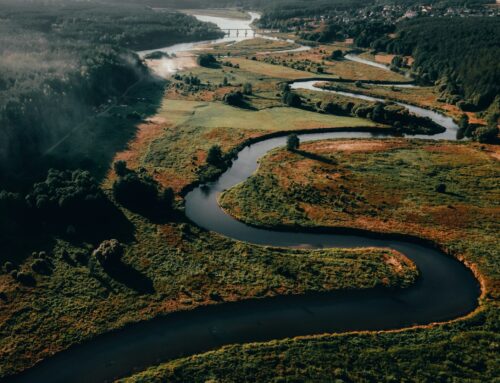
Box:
267;1;499;114
0;1;223;188
380;17;500;112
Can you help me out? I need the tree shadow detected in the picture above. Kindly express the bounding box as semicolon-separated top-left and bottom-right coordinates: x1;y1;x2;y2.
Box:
104;261;155;295
295;150;337;165
228;100;257;111
443;191;465;199
93;273;116;295
119;200;175;225
62;200;136;246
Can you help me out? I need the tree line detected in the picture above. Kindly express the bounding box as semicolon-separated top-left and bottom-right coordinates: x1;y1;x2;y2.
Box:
377;17;500;113
0;1;224;188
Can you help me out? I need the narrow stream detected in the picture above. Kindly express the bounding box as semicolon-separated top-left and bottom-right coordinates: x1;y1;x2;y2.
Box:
344;53;391;70
290;80;459;140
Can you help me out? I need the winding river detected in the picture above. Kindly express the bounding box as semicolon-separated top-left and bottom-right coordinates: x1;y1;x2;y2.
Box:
7;11;480;383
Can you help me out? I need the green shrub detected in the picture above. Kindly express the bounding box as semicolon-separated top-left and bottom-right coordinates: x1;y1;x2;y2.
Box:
2;261;15;274
31;259;51;275
93;239;124;267
15;272;36;286
113;171;159;210
282;91;302;107
114;160;129;177
242;82;253;95
207;145;224;168
223;91;244;106
330;49;343;60
287;134;300;151
474;126;499;144
435;183;447;193
197;53;217;67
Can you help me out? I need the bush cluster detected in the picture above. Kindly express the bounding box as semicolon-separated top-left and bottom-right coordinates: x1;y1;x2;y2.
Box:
92;239;124;267
112;162;174;215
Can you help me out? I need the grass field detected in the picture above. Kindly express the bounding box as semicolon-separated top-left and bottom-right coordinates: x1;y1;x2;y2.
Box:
221;140;500;286
225;57;339;80
255;46;410;82
205;38;300;57
112;97;382;193
0;214;416;376
121;313;499;382
2;32;495;380
123;139;499;382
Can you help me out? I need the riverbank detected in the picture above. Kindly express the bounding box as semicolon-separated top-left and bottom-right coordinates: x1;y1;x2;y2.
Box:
119;137;497;382
1;10;496;382
120;305;498;382
220;138;499;295
118;136;497;382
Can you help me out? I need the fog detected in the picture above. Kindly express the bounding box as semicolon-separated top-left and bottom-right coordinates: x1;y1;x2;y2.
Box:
0;0;223;187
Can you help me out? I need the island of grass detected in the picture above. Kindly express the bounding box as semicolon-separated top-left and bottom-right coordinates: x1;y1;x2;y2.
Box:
121;139;499;382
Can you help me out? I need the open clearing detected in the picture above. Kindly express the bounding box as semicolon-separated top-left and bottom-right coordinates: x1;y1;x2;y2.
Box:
135;99;381;192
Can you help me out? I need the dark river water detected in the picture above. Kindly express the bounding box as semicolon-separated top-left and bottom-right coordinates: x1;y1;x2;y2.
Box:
6;12;480;383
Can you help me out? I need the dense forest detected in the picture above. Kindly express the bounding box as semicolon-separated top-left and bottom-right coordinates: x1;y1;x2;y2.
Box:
266;1;499;114
0;1;223;188
0;1;223;50
380;17;500;112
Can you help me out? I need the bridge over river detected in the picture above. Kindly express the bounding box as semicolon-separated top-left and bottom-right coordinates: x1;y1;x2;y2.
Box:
223;28;280;37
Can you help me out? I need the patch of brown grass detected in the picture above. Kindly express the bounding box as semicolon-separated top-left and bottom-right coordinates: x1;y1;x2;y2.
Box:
304;139;407;154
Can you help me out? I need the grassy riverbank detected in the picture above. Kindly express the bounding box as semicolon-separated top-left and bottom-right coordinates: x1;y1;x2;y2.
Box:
220;139;499;287
315;81;485;125
120;309;499;382
1;31;493;379
0;216;417;377
112;98;381;192
122;139;499;382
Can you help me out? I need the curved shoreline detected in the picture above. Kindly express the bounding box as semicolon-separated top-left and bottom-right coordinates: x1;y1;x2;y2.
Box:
290;80;459;140
179;125;394;197
216;204;487;303
4;12;485;383
301;80;463;121
5;128;482;383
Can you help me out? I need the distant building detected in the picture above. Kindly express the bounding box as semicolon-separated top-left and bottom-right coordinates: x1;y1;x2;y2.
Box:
404;10;417;19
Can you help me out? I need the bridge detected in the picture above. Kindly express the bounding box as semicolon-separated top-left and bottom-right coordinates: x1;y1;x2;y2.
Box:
223;28;280;37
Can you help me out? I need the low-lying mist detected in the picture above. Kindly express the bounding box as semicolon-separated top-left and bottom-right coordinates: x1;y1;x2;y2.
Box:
0;1;222;189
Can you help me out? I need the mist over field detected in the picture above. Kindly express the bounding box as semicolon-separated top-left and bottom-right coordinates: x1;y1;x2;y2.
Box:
0;0;223;186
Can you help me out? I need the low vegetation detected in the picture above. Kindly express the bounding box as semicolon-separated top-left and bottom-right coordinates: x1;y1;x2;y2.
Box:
137;98;381;191
1;4;498;380
129;138;499;382
0;218;416;377
221;139;499;310
120;307;499;382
